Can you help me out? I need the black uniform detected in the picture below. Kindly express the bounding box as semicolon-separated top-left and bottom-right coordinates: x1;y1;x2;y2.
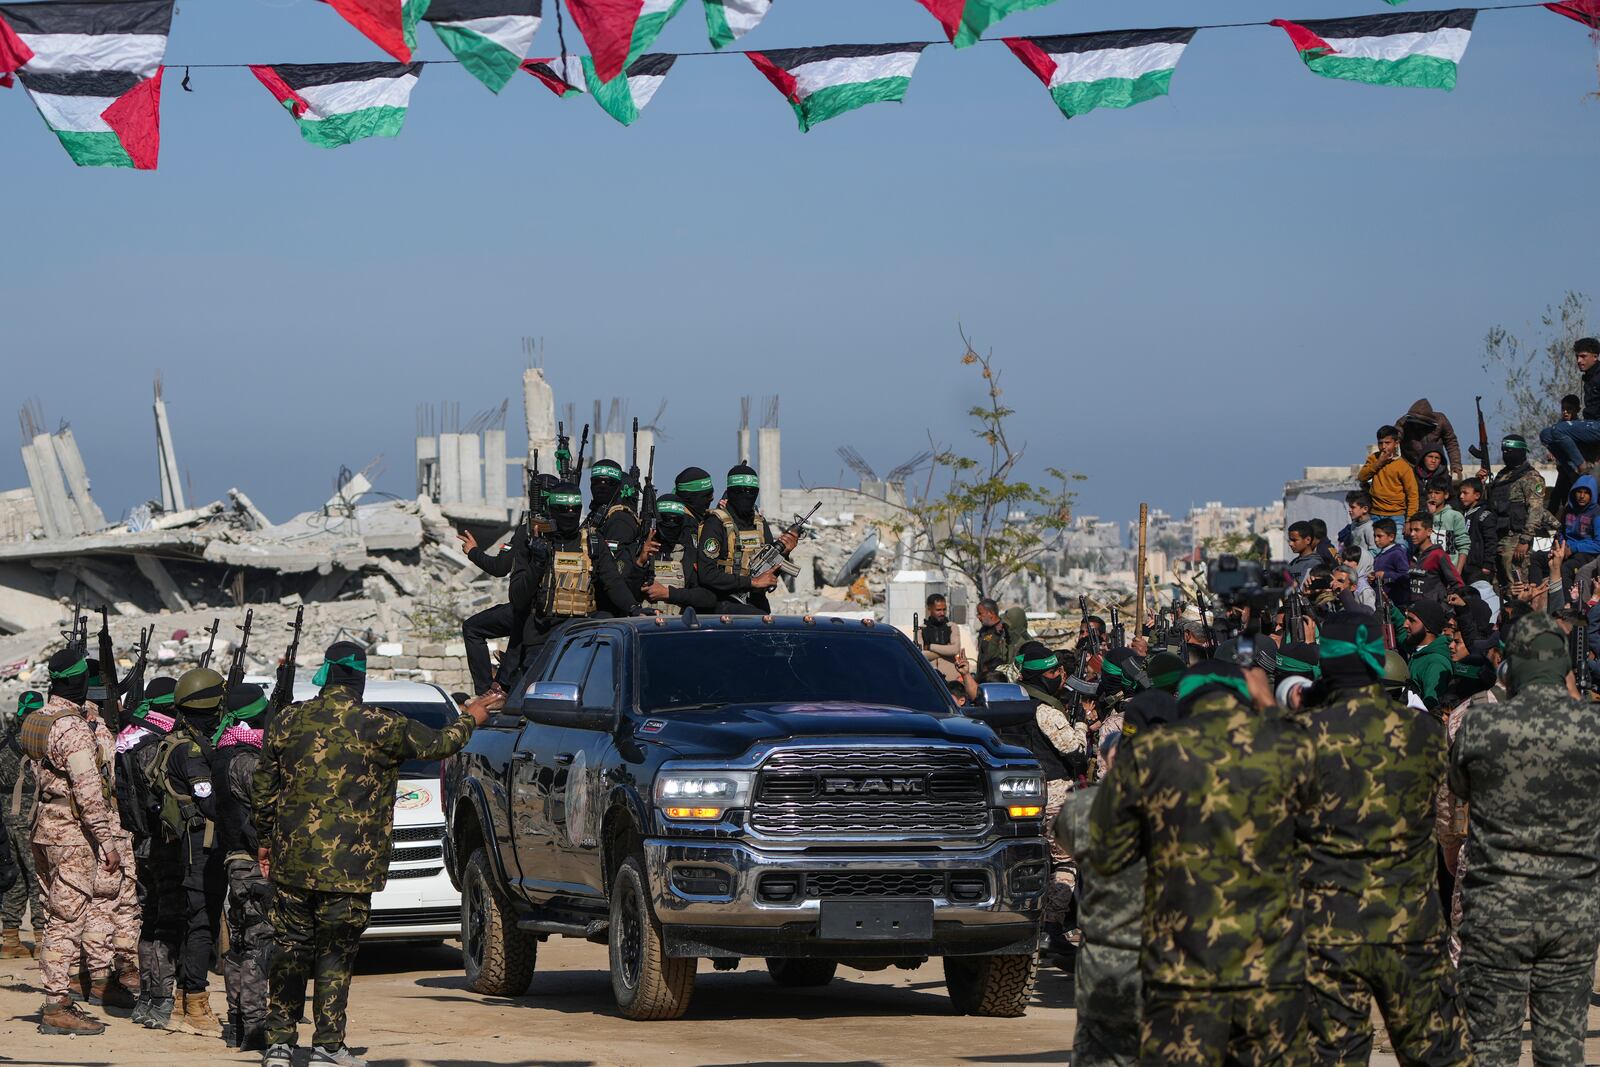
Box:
463;526;531;694
622;522;718;615
499;527;636;684
697;509;780;614
165;721;225;995
214;714;271;1050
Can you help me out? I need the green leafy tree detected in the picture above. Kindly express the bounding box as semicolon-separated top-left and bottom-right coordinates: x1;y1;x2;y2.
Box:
1482;290;1592;449
898;331;1083;601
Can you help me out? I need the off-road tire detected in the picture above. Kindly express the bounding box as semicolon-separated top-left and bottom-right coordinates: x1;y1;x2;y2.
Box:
764;958;838;987
942;952;1036;1017
609;853;695;1020
462;849;537;996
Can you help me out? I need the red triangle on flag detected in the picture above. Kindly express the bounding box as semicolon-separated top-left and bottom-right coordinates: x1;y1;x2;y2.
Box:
913;0;966;43
1547;1;1600;29
102;67;164;170
0;12;37;85
563;0;645;83
321;0;413;62
1271;18;1336;58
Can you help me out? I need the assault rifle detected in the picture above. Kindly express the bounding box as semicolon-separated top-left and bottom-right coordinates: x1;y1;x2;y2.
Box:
122;625;153;710
62;602;88;659
555;422;572;482
526;451;550;536
227;608;254;691
1373;578;1398;650
627;417;641;505
731;502;821;605
1282;588;1309;645
1468;394;1491;476
198;617;220;670
1108;605;1125;649
267;606;304;714
96;606;124;729
573;423;590;481
1077;595;1101;657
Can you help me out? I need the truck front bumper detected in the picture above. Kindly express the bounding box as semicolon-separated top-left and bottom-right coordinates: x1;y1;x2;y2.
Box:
643;836;1046;959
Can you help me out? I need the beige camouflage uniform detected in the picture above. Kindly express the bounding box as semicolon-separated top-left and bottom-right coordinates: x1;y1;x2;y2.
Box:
83;705;140;975
30;696;124;1000
1034;696;1087;922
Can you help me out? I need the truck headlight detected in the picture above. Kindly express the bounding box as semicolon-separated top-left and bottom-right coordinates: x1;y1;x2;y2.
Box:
655;769;753;820
988;772;1044;819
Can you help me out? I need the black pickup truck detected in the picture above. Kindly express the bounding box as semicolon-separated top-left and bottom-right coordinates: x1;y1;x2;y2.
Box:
440;614;1048;1020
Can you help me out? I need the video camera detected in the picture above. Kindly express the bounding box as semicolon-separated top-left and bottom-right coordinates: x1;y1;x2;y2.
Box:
1205;554;1289;609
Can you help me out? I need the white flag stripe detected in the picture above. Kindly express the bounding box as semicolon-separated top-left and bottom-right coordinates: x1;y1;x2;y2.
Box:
26;91;116;132
1047;42;1187;88
1320;27;1470;64
437;13;540;52
17;32;165;76
642;0;676;15
297;74;419;118
721;0;771;39
788;52;920;101
628;72;667;109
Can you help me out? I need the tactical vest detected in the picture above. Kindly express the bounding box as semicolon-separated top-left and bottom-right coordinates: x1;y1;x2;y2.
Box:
115;732;164;839
653;544;688;617
152;731;211;845
1487;467;1527;524
708;507;765;578
1408;547;1450;605
19;706;112;818
549;542;597;618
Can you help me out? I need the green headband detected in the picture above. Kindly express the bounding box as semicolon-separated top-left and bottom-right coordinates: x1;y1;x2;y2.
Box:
1320;624;1386;677
1502;437;1527;449
1176;672;1251;704
1016;652;1059;672
590;465;622;481
16;693;43;718
1148;669;1182;691
1277;655;1321;679
658;500;689;517
312;654;367;687
727;473;759;489
676;476;714;493
1450;661;1491;679
1101;661;1125;679
50;657;88;680
132;690;175;720
213;695;270;745
548;492;582;507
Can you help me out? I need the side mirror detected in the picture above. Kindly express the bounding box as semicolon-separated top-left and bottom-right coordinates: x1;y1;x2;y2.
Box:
522;681;616;732
966;682;1036;729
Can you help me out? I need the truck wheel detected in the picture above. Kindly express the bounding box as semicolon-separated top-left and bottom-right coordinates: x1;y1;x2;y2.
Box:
764;958;838;987
462;849;537;997
609;852;695;1020
943;953;1036;1017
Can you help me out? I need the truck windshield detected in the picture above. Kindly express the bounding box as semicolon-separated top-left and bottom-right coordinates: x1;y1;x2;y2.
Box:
636;630;950;714
375;700;456;779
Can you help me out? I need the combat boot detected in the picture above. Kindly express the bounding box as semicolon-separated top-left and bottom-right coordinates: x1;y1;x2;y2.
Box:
38;996;107;1036
0;928;32;959
139;996;175;1030
130;994;151;1027
182;989;222;1035
88;970;138;1011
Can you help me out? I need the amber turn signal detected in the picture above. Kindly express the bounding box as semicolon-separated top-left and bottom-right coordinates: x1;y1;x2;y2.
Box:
1007;805;1044;818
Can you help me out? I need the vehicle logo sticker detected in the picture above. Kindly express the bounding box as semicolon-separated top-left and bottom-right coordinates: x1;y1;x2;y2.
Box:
640;719;666;733
396;787;432;810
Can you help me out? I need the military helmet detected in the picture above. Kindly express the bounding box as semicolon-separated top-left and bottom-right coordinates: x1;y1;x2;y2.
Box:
174;667;226;710
1382;650;1409;685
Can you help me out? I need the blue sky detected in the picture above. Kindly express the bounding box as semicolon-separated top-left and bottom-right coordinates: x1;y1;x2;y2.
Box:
2;0;1595;526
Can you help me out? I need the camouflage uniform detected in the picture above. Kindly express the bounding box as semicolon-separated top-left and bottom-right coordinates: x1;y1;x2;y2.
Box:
29;696;123;1001
83;707;140;979
0;717;42;942
1025;684;1087;923
1297;682;1468;1065
1091;690;1317;1067
1059;782;1141;1067
1487;460;1556;584
1449;613;1600;1067
215;723;271;1048
253;682;475;1051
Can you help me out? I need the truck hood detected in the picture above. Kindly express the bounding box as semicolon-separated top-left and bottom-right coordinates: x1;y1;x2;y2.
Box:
633;702;1022;761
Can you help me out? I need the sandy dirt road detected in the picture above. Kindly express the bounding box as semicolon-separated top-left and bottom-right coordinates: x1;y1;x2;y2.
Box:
1;937;1593;1065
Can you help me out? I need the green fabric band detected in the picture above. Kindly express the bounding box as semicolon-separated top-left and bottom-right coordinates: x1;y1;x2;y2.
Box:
50;657;88;680
727;473;759;489
1102;661;1125;678
1017;653;1059;672
658;500;689;516
1320;624;1386;677
548;492;582;507
1148;669;1182;691
213;695;270;744
1277;655;1321;679
1451;661;1490;679
132;691;174;720
676;476;714;493
16;692;43;719
590;465;622;480
312;653;368;687
1502;436;1527;449
1176;672;1251;704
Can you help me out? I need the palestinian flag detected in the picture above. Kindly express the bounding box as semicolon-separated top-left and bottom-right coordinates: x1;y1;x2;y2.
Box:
564;0;684;84
250;62;422;148
522;54;586;97
1272;10;1477;91
0;0;173;168
747;42;927;132
1547;1;1600;29
317;0;431;63
582;52;672;125
1003;28;1195;119
702;0;771;50
425;0;541;92
913;0;1059;49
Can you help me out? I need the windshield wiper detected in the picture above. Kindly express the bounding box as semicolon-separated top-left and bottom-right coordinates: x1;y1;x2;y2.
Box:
651;701;730;713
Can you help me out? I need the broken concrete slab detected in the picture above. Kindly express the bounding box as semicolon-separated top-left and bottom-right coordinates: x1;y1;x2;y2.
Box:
135;554;192;612
0;563;66;633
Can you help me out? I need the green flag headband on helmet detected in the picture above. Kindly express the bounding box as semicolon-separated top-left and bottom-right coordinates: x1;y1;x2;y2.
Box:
213;695;270;745
132;690;175;720
312;654;368;687
727;473;759;489
1016;652;1059;672
50;657;88;680
658;500;689;517
1277;655;1321;679
590;463;622;481
1176;672;1250;704
16;692;43;719
1320;624;1386;677
547;492;583;507
676;476;714;494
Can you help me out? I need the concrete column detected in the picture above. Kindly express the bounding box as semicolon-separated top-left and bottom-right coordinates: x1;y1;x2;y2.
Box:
52;429;106;530
153;395;185;512
635;428;657;482
31;433;82;536
483;429;507;510
438;433;462;505
600;431;626;466
522;368;557;475
758;427;781;519
457;433;484;506
18;443;64;540
415;434;438;498
735;427;751;467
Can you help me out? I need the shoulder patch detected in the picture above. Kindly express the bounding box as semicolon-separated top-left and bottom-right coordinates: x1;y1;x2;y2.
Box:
702;538;720;559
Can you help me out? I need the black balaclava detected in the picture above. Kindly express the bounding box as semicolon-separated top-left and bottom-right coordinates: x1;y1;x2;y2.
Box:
47;647;90;705
1501;435;1529;471
725;463;760;523
590;460;624;511
547;480;584;538
1317;611;1386;690
1277;642;1321;683
1175;659;1251;716
654;494;690;546
674;467;715;518
1447;655;1496;703
1016;640;1064;696
314;640;368;700
214;682;269;744
132;677;178;733
1122;689;1183;738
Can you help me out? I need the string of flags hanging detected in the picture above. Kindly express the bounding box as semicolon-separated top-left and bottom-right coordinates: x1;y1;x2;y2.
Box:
0;0;1595;170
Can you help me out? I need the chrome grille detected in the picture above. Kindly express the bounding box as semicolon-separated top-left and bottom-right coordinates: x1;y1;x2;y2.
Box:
750;747;989;838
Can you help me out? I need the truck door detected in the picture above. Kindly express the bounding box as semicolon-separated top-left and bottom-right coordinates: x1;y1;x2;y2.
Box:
551;635;618;898
508;636;593;903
